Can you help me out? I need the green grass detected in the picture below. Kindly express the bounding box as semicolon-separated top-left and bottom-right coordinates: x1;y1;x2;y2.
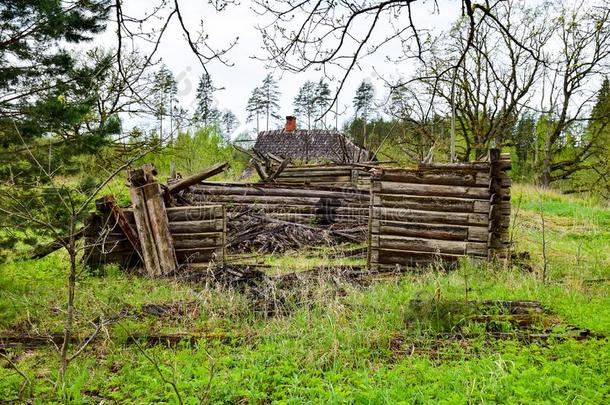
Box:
1;184;609;403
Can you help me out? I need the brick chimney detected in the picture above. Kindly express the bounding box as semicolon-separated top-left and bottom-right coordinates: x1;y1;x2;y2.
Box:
285;116;296;131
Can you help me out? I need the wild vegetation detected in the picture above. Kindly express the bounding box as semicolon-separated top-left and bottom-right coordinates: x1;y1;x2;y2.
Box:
1;0;609;403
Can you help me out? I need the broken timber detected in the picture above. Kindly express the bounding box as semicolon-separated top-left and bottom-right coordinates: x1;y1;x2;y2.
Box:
128;164;177;276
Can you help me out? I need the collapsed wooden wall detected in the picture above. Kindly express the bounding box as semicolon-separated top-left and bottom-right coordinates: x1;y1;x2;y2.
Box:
368;151;511;270
184;182;369;236
84;205;226;269
272;164;371;190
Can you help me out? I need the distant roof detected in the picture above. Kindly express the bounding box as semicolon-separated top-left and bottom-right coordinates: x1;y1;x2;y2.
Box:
254;129;368;163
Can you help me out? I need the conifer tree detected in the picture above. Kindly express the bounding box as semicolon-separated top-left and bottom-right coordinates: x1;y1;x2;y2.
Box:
293;81;318;129
246;87;265;133
152;65;178;142
260;74;281;130
195;73;220;128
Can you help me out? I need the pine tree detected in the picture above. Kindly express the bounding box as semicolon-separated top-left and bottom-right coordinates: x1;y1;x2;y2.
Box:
293;81;318;129
195;73;220;128
353;80;375;121
220;109;239;140
353;80;375;149
152;65;178;142
315;79;332;128
260;74;281;130
246;86;265;133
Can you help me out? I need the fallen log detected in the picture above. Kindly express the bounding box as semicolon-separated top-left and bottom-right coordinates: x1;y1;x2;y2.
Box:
167;161;230;195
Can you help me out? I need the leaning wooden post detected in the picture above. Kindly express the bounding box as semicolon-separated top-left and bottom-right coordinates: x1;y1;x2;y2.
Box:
487;148;502;261
128;164;177;276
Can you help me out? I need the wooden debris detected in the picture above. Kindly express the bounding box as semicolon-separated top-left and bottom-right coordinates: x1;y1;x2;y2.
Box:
166;161;229;195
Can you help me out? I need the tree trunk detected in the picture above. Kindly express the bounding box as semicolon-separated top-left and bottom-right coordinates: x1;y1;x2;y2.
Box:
58;218;77;384
541;127;552;188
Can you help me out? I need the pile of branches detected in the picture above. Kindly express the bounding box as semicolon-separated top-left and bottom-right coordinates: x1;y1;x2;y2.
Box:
226;211;338;254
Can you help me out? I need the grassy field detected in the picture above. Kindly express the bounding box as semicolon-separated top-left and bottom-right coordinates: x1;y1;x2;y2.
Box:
0;184;609;403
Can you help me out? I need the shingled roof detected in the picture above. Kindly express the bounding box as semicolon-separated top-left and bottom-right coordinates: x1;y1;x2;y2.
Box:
253;129;368;163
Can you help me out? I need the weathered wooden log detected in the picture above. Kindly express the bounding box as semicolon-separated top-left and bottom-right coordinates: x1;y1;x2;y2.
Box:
276;169;353;177
375;222;488;242
129;185;161;275
97;195;143;262
193;194;366;206
372;208;488;226
168;219;225;233
172;233;224;249
369;248;461;265
190;183;369;200
377;170;480;186
274;175;353;184
166;206;224;222
371;235;488;256
372;194;490;214
141;182;177;275
167;161;229;194
378;181;490;199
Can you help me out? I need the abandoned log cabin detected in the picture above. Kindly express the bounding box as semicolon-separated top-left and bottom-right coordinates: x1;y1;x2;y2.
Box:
84;148;512;274
254;116;368;163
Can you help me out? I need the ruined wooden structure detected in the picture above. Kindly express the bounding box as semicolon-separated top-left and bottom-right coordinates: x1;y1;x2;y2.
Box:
183;181;369;239
271;164;372;190
367;150;511;270
82;150;512;273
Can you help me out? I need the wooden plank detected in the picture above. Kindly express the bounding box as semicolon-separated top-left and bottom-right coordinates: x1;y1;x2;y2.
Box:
169;219;225;233
166;206;224;221
275;175;353;184
191;184;369;200
370;248;461;265
379;181;490;199
373;235;469;255
129;185;161;276
379;222;469;241
373;194;489;213
378;171;477;186
173;235;224;249
167;161;229;194
374;207;488;226
141;182;177;275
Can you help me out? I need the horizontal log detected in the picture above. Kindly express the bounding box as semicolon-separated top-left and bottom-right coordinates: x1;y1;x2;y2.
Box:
225;203;369;216
369;248;461;265
169;219;224;233
372;207;488;226
375;221;488;242
191;183;369;200
277;169;353;177
172;234;224;249
378;171;479;186
372;194;489;213
276;175;352;184
379;181;490;199
371;235;487;256
193;194;367;206
166;206;224;222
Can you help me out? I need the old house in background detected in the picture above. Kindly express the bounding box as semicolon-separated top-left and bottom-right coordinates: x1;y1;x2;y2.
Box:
254;116;368;163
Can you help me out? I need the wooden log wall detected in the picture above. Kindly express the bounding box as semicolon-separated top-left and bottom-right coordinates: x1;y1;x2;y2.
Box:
185;182;370;233
368;151;511;271
84;205;226;269
272;164;371;190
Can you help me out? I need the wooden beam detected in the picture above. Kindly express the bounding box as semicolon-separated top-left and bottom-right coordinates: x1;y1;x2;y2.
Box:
167;161;229;194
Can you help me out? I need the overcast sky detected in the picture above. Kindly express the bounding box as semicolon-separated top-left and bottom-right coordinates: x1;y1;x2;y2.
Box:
94;1;461;137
